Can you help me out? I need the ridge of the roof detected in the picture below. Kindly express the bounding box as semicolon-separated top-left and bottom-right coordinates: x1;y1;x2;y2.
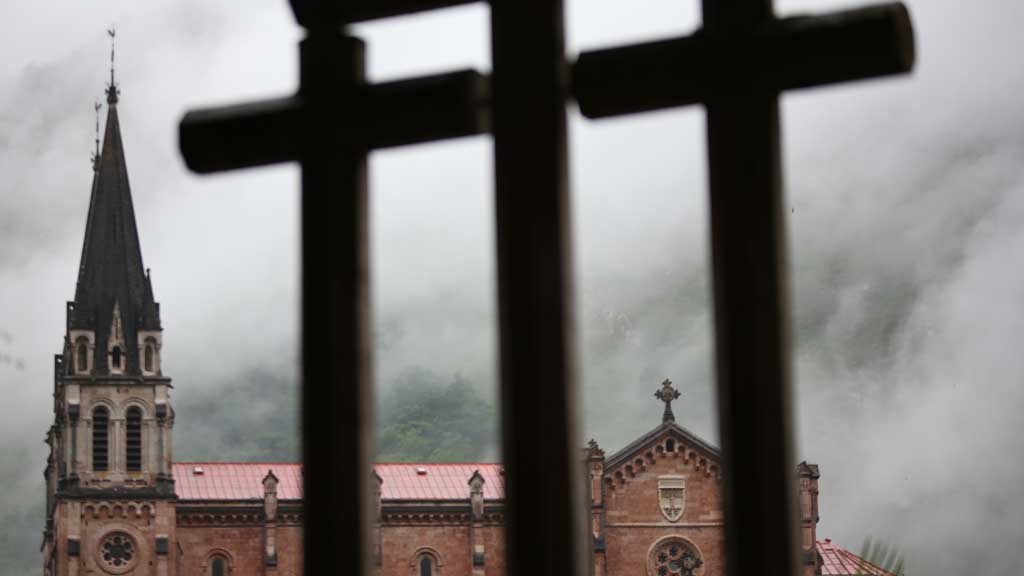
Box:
816;539;899;576
605;420;720;470
175;461;301;466
173;462;503;467
172;462;505;502
70;96;160;374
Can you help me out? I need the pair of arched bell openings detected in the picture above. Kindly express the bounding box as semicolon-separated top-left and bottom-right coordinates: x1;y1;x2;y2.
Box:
91;405;143;473
73;336;160;375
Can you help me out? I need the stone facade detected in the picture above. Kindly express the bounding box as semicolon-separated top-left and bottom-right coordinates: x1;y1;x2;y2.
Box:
174;521;304;576
45;422;818;576
44;81;870;576
593;426;726;576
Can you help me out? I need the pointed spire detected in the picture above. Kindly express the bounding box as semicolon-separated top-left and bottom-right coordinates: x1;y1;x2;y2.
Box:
71;66;160;375
106;28;119;105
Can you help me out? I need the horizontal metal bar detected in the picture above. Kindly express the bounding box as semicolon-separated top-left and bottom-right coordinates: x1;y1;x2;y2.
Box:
573;34;707;119
179;70;490;174
288;0;480;28
573;3;915;119
180;96;300;174
368;69;490;149
760;3;915;91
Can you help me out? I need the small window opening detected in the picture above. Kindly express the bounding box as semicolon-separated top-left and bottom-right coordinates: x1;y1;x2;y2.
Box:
144;345;154;372
210;556;226;576
126;407;142;472
419;554;434;576
92;407;109;472
112;346;122;368
666;439;676;452
76;343;88;373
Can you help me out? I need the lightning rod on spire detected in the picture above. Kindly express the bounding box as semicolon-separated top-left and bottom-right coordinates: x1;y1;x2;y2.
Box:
91;100;101;171
106;27;119;104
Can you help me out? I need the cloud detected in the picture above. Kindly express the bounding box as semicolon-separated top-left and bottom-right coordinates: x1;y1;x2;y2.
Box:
2;0;1024;575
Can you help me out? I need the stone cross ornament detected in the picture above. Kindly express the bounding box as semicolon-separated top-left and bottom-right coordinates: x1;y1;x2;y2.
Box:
655;379;681;424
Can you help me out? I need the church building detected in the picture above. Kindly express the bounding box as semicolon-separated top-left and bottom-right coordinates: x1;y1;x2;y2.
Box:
41;83;897;576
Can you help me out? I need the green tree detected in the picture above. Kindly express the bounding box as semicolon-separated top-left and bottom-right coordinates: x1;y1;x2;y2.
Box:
376;371;497;462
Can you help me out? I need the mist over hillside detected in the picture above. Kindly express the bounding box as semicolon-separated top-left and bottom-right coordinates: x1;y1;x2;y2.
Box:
173;367;499;464
4;1;1024;575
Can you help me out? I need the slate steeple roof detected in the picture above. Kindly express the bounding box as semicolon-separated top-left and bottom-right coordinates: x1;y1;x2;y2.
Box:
69;89;160;375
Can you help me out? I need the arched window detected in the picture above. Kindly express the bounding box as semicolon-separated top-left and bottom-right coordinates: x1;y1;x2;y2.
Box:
126;407;142;472
92;406;109;472
666;439;676;453
144;344;154;372
75;337;89;373
111;346;122;369
209;554;229;576
419;554;434;576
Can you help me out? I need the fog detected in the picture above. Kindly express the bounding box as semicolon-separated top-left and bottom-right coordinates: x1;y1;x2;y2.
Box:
2;0;1023;574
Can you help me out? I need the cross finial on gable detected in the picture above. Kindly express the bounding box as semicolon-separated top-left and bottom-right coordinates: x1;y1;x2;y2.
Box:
654;379;681;424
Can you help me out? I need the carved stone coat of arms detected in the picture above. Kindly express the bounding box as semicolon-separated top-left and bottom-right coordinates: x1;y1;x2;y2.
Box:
658;476;686;522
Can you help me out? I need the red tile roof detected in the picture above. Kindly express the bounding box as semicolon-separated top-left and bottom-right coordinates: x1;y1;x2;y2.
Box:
817;539;899;576
376;463;504;501
173;462;504;502
173;463;303;501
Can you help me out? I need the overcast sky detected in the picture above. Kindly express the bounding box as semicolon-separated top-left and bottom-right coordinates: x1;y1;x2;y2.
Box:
2;0;1024;574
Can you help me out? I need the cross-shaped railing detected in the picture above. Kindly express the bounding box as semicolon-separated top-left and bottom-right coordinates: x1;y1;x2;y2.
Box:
179;1;914;575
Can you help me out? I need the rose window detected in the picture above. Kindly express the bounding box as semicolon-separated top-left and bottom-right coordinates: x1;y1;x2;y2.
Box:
648;538;703;576
99;532;137;571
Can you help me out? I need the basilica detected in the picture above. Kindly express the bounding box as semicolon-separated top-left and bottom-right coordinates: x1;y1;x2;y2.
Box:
41;84;894;576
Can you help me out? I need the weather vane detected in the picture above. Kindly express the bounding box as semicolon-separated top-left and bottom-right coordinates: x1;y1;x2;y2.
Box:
106;27;119;104
91;100;101;170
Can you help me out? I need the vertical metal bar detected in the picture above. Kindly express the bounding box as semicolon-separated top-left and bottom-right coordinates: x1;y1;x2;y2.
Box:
490;2;585;576
703;1;799;576
300;33;374;576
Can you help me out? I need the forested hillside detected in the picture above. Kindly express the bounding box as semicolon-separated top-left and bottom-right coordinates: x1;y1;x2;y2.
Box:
174;367;498;463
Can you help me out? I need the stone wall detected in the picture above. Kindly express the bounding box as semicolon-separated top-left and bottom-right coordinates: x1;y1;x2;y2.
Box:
175;523;303;576
54;499;176;576
378;524;504;576
600;432;726;576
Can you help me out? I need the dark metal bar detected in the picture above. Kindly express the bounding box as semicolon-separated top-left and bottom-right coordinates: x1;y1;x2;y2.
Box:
179;97;299;174
367;69;490;149
573;34;707;119
573;3;914;120
289;0;479;27
491;1;585;576
179;70;490;173
703;1;797;576
299;33;374;576
759;4;915;90
707;90;798;576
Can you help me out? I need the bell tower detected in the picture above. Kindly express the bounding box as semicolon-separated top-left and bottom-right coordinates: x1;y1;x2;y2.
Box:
42;42;177;575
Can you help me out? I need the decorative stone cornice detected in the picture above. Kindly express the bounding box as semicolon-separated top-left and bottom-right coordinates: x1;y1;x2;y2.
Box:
175;503;304;526
58;485;176;500
603;432;722;492
382;510;505;526
81;501;157;520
